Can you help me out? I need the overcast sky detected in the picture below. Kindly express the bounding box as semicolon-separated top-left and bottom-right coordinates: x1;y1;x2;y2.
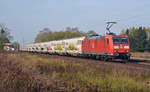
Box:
0;0;150;45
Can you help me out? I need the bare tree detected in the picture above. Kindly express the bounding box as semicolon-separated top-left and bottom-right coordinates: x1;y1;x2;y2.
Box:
0;24;13;49
0;24;13;42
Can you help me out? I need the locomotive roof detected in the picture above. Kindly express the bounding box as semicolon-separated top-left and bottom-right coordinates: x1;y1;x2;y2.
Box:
86;35;105;40
86;34;128;40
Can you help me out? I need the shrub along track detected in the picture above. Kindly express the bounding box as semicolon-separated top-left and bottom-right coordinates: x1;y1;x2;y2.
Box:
2;52;150;92
29;53;150;73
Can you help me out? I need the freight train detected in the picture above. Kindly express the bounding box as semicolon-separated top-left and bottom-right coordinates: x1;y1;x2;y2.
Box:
20;33;131;61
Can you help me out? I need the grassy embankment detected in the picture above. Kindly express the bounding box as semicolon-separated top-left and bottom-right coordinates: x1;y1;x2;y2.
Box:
132;52;150;60
0;52;150;92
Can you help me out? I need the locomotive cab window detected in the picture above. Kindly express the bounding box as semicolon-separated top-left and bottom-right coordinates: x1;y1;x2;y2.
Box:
113;38;128;44
121;38;128;44
113;38;120;44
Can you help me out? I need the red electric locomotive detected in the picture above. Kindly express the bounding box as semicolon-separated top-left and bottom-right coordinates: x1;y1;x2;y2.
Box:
82;22;131;61
82;34;131;60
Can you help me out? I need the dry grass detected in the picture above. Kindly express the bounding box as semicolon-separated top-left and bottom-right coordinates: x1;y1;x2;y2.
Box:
0;52;150;92
131;52;150;60
132;52;150;58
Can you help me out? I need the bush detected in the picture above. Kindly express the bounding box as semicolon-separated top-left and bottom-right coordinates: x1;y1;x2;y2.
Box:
0;52;150;92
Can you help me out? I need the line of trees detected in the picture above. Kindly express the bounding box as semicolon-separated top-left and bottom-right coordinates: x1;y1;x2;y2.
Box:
121;27;150;52
35;27;98;43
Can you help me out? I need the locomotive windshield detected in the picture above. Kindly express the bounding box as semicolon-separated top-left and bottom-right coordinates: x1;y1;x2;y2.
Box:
113;37;128;44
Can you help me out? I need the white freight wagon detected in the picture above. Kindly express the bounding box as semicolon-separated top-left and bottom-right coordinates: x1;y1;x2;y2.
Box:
21;36;85;56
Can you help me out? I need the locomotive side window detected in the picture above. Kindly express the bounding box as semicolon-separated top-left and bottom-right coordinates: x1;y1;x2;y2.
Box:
107;39;109;44
88;40;90;49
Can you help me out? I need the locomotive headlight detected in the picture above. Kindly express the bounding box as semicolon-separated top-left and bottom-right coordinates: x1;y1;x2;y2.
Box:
124;46;129;49
114;46;119;49
126;50;129;52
